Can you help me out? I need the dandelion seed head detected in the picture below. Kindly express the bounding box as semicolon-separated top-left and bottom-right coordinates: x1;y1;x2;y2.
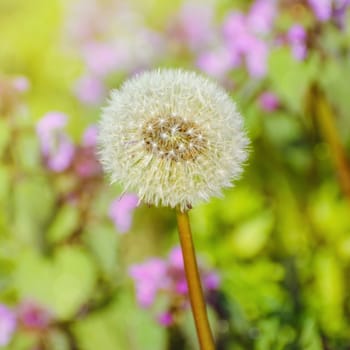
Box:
98;68;249;210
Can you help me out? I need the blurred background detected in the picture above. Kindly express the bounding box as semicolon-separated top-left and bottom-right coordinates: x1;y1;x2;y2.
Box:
1;0;350;349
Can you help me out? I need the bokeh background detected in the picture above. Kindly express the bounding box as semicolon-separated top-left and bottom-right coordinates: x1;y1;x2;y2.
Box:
1;0;350;349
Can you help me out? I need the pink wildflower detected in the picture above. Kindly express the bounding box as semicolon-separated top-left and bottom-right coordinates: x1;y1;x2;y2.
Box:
109;194;139;233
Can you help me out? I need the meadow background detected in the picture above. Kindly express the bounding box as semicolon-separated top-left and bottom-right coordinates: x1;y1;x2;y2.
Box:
1;0;350;349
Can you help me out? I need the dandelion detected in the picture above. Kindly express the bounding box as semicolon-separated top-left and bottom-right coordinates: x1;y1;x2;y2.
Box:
98;69;248;211
98;68;248;350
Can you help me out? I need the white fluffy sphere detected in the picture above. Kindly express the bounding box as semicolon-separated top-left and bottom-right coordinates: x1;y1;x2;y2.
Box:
98;69;249;210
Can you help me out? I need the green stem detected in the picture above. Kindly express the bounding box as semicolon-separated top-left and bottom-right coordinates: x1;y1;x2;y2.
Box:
176;209;215;350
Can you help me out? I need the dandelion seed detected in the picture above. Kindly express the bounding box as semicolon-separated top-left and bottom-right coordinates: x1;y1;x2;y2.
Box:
98;68;249;211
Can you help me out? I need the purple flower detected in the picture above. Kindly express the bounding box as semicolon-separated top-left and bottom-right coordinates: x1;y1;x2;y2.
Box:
222;7;272;78
167;246;221;294
334;0;350;27
308;0;332;21
259;91;280;112
288;25;307;60
73;148;101;178
292;43;308;61
203;272;221;290
197;47;239;79
157;312;174;327
168;2;215;51
167;247;188;295
168;246;184;270
248;0;277;34
82;42;119;77
36;112;75;172
109;194;139;233
72;124;101;178
0;304;16;346
129;246;221;326
223;12;250;51
74;75;105;105
129;259;168;308
288;25;307;42
82;124;98;147
245;38;269;78
18;301;52;331
12;76;30;92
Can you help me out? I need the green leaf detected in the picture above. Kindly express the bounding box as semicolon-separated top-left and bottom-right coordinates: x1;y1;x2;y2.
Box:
13;133;40;171
73;292;166;350
256;319;296;350
84;224;118;277
12;177;54;245
300;317;323;350
15;246;97;319
313;251;345;334
269;48;319;113
47;204;80;243
230;211;274;258
263;112;301;146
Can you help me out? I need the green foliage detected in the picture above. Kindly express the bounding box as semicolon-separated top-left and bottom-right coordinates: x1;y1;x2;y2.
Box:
15;247;97;319
74;293;166;350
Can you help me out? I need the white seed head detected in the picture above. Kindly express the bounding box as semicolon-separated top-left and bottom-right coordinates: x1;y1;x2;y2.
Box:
98;69;249;210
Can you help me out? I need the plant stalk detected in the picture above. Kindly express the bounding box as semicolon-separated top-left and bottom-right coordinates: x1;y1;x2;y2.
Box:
176;209;215;350
308;84;350;201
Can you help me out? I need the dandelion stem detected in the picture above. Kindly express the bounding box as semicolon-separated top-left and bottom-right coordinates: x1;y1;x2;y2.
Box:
308;84;350;201
176;209;215;350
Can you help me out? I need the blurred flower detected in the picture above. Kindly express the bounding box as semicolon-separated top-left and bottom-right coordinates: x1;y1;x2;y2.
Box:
82;42;119;77
287;24;307;60
82;124;98;147
222;0;276;78
197;47;239;79
168;2;216;51
248;0;277;34
74;75;105;105
17;301;52;331
109;194;139;233
223;13;252;53
334;0;350;27
167;246;188;295
36;112;75;172
98;69;249;210
307;0;350;24
0;304;16;346
129;258;168;307
259;91;280;112
12;76;30;93
157;312;174;327
308;0;332;21
167;247;220;295
66;0;165;79
72;124;101;178
129;246;220;326
245;38;269;78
